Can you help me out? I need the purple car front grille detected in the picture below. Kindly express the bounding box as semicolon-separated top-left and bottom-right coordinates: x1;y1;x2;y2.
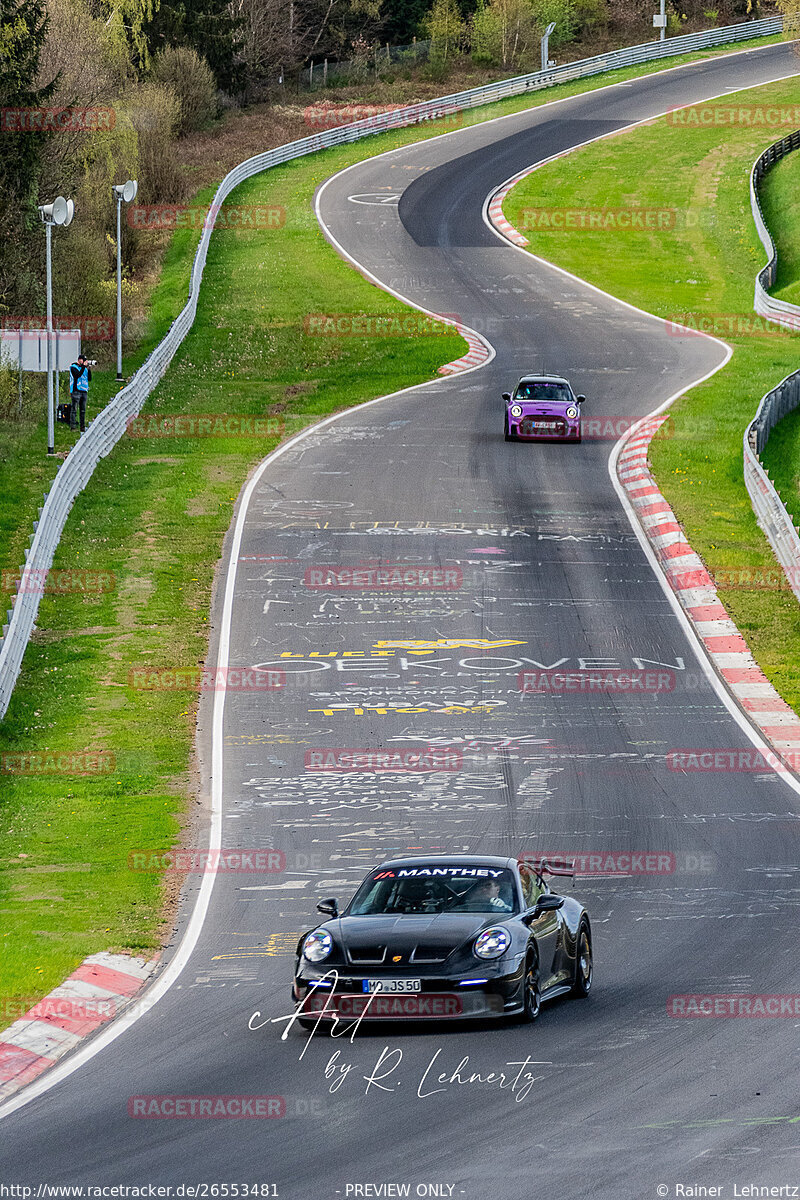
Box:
519;417;567;437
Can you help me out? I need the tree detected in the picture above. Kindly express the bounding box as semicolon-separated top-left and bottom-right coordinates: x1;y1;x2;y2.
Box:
381;0;430;42
144;0;242;93
471;0;538;67
101;0;159;69
0;0;55;314
424;0;465;59
774;0;800;33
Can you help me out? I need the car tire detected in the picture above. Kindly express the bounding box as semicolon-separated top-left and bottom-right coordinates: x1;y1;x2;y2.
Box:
520;952;542;1022
504;416;512;442
572;919;592;997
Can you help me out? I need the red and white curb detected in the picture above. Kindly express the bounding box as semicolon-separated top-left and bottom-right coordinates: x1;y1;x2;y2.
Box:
487;182;530;248
485;191;800;767
438;320;491;374
618;418;800;763
0;952;157;1100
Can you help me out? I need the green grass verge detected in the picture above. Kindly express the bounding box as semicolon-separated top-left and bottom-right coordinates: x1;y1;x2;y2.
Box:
0;29;790;1020
760;144;800;306
502;75;800;715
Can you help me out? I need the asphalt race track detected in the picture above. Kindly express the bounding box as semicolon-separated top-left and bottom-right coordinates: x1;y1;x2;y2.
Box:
3;41;800;1200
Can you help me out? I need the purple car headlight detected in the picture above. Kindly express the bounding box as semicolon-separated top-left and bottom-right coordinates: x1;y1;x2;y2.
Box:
510;405;523;418
566;405;578;420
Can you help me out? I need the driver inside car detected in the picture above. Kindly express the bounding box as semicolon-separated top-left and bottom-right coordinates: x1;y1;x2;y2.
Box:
463;876;513;912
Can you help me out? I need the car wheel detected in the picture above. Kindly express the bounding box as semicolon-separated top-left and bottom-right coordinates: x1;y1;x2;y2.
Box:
521;953;542;1022
504;416;512;442
572;920;592;997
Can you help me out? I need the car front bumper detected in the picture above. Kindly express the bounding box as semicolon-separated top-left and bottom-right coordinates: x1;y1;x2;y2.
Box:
292;961;525;1020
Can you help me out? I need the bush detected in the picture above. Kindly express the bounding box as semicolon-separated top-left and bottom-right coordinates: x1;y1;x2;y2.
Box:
124;81;186;203
151;46;218;136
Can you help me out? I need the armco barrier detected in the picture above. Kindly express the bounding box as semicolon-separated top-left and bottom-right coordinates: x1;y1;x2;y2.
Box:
743;372;800;606
751;128;800;331
0;15;789;719
745;132;800;605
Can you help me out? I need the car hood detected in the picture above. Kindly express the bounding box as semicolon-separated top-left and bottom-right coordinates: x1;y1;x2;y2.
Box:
327;913;509;963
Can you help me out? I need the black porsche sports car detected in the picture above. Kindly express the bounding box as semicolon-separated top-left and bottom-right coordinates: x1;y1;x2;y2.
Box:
291;855;592;1023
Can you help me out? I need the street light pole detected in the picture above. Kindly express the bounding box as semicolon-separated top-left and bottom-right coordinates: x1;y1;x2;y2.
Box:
541;22;556;73
45;220;53;455
38;196;74;456
112;180;138;382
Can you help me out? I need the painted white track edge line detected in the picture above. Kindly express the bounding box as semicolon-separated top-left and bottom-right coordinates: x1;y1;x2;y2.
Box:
3;42;796;1122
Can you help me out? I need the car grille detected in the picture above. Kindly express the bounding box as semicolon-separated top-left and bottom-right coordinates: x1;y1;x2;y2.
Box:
347;945;387;964
410;945;454;964
519;416;567;437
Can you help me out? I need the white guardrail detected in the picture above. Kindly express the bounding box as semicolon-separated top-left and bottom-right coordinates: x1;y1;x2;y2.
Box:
0;14;789;719
745;131;800;604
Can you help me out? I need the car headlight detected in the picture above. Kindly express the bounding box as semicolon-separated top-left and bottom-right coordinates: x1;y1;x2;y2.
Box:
510;405;523;417
474;927;511;960
566;406;578;420
302;929;333;963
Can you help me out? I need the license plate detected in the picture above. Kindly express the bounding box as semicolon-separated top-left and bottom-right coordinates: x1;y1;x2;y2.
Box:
363;978;421;993
533;421;558;430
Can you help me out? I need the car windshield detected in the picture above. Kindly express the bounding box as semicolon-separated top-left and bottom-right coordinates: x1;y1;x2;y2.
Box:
348;866;519;916
515;382;571;402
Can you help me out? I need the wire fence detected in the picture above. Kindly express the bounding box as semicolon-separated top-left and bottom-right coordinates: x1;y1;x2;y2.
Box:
302;40;432;89
0;13;791;719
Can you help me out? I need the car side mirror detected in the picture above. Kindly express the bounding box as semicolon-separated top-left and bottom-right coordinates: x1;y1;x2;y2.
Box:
576;395;586;404
502;392;511;402
317;897;338;917
535;894;564;913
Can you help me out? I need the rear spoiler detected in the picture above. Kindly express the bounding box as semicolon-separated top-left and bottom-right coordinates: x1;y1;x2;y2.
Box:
518;854;575;879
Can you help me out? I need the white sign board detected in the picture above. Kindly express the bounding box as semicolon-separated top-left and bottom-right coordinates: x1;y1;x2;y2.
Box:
0;329;81;372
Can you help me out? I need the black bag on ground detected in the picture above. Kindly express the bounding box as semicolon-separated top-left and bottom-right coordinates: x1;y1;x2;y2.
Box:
57;403;70;424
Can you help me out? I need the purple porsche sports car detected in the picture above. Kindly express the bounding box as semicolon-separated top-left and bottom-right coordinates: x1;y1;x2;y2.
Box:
503;374;585;443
